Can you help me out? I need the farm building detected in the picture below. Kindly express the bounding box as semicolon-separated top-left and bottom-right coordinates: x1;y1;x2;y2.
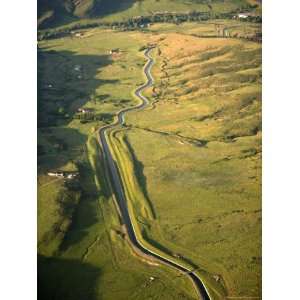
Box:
65;173;79;179
78;108;92;113
47;171;64;178
237;13;252;19
47;171;79;179
109;48;120;54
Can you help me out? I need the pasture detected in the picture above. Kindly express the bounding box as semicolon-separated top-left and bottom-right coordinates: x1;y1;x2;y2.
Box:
38;0;257;28
38;28;198;300
38;21;261;299
110;30;261;298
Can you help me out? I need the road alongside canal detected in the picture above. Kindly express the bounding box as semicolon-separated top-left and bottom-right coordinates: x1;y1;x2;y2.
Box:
98;47;211;300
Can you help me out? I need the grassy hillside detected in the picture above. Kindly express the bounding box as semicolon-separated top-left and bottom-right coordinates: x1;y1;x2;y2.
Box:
37;29;199;300
107;26;261;298
38;0;259;28
38;20;261;299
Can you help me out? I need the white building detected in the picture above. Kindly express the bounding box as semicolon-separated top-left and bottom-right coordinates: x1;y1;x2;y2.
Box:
238;13;249;19
74;65;81;72
78;108;92;114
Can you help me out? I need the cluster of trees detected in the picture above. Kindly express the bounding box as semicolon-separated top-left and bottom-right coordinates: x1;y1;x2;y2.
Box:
38;8;261;40
112;11;212;27
238;15;262;23
73;111;113;124
38;21;108;40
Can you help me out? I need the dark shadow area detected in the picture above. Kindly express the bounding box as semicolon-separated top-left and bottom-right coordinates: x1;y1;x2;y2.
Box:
141;229;199;270
96;94;110;101
38;184;81;248
123;136;156;219
38;0;78;29
38;47;113;129
38;0;137;29
37;46;114;171
58;150;112;251
92;0;135;18
38;254;102;300
58;192;99;252
37;127;87;171
38;47;113;251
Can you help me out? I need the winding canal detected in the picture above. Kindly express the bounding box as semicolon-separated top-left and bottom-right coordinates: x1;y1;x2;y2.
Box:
98;47;210;300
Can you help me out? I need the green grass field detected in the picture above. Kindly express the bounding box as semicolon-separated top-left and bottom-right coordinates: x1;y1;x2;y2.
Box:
38;28;200;300
108;29;261;298
38;21;261;300
148;20;261;39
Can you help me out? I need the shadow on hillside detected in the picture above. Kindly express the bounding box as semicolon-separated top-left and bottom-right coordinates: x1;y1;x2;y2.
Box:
142;229;199;270
38;47;113;172
38;254;102;300
58;153;112;252
38;48;113;251
93;0;136;18
38;48;114;128
38;0;137;28
37;127;87;171
123;136;156;219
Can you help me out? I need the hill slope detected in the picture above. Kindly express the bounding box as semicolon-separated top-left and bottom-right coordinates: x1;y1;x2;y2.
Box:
38;0;258;28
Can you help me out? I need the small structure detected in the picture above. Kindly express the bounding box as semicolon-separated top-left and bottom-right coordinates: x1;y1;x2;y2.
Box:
47;171;79;180
109;48;120;55
75;32;84;38
213;274;221;282
65;173;78;179
74;65;82;72
48;171;64;178
237;13;250;19
53;143;64;150
173;253;182;258
139;23;149;28
149;276;155;282
78;108;92;114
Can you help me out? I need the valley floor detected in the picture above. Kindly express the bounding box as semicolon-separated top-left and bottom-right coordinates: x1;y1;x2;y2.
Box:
38;21;261;300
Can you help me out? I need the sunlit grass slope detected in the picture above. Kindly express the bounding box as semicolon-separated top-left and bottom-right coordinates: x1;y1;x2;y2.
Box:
37;28;198;300
149;20;261;39
113;31;261;298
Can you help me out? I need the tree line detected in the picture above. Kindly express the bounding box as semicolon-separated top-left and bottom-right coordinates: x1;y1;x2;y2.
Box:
38;8;261;41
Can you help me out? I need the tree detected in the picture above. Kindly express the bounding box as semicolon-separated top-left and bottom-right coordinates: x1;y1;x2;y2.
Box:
58;107;65;115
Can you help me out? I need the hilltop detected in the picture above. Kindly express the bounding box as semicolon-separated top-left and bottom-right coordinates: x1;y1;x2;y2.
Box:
38;0;260;28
